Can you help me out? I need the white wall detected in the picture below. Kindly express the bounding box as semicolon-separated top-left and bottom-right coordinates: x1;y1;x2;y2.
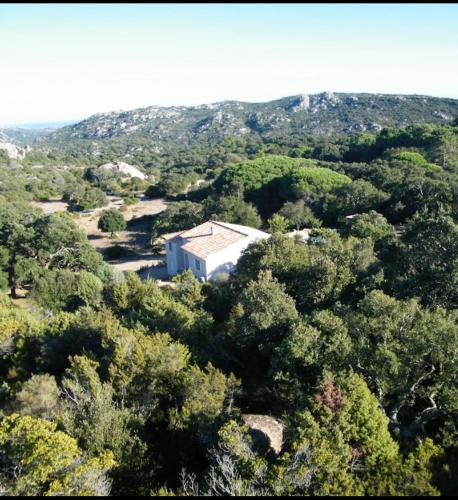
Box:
166;238;207;280
166;233;270;281
166;238;185;276
165;239;178;276
182;250;207;280
205;234;269;281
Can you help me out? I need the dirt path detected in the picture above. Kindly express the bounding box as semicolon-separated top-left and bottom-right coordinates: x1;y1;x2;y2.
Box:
73;196;167;247
74;196;169;274
32;196;170;275
30;200;69;214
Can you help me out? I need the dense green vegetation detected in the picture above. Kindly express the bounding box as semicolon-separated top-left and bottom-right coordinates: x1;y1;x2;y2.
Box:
36;93;458;154
98;208;127;237
1;119;458;496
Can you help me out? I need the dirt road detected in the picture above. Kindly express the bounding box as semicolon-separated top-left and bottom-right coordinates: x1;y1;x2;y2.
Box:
32;196;169;275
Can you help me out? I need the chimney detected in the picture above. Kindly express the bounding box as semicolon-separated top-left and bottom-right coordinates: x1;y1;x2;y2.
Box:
211;225;216;235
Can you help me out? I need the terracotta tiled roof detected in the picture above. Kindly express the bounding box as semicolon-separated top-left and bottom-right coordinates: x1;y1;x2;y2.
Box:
168;220;269;259
162;231;184;240
212;221;271;239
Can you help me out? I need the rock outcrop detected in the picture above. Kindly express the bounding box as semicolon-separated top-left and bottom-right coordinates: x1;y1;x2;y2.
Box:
0;141;29;160
98;161;146;179
242;414;284;455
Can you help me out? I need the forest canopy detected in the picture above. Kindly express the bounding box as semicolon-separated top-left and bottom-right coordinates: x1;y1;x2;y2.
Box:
1;120;458;496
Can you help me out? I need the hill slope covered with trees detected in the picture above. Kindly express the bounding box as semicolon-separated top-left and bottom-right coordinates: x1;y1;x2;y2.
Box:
49;92;458;141
10;92;455;167
0;111;458;495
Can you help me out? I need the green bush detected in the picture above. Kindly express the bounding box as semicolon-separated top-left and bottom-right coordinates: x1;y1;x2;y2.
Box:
98;209;127;235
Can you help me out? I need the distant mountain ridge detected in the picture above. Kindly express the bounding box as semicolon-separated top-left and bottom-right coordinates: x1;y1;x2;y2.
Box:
46;92;458;147
0;127;59;146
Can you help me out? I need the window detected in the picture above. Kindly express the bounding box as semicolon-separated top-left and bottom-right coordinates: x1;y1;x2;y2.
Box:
195;259;201;270
168;242;172;251
184;253;189;268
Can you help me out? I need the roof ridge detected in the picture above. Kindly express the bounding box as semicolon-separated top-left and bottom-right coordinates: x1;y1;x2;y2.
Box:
163;229;185;240
181;221;216;238
210;220;251;236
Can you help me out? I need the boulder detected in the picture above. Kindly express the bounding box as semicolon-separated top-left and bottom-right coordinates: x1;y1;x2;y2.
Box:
242;414;284;455
98;161;146;180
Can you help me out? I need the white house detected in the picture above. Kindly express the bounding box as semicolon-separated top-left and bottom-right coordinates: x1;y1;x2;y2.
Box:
164;220;270;281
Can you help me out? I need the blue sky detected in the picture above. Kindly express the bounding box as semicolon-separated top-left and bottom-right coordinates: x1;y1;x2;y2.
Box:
1;3;457;125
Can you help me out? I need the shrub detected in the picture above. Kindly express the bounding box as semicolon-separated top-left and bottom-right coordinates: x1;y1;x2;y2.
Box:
98;209;127;236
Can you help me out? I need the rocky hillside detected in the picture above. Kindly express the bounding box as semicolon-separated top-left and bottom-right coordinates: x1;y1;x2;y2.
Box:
46;92;458;146
0;130;32;160
98;161;146;179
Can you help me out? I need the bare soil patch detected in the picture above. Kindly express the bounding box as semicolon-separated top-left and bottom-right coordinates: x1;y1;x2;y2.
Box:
74;196;169;273
32;196;170;276
30;199;69;214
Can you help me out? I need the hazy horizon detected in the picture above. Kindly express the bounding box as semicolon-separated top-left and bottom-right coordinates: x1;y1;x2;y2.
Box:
1;3;458;125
